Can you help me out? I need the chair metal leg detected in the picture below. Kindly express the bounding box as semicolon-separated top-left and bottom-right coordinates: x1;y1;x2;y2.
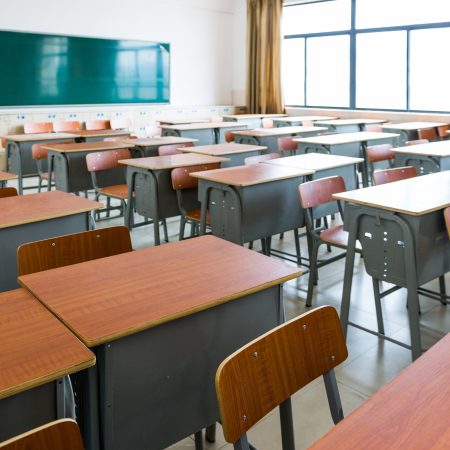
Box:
190;221;196;237
279;232;284;239
248;241;254;249
306;240;320;307
323;370;344;424
162;219;169;242
179;216;187;240
234;434;250;450
194;430;203;450
293;228;302;266
205;424;216;443
371;277;385;335
37;176;42;193
439;275;447;305
279;398;295;450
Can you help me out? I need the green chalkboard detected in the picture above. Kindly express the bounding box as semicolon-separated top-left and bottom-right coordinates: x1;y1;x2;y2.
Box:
0;30;170;106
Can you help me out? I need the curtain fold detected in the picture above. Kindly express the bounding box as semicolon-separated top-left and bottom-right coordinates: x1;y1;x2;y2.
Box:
246;0;284;114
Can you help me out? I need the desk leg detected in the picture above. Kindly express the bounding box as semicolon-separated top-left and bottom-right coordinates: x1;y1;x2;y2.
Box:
125;169;136;230
360;142;369;187
9;142;24;194
47;154;55;192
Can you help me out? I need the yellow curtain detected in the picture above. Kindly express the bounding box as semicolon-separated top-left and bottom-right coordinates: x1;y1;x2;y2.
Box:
246;0;284;114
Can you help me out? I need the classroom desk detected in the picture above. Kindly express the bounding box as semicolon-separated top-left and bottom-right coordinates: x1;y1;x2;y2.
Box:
222;113;287;128
121;136;198;157
19;235;301;450
335;172;450;360
119;153;228;245
191;164;313;246
0;288;95;442
0;170;16;187
0;191;101;292
176;143;267;167
161;122;248;145
263;153;363;191
309;333;450;449
294;131;399;187
381;121;448;145
314;118;387;133
42;141;134;193
2;132;77;194
273;116;338;127
233;126;327;153
73;129;131;142
158;119;209;125
393;141;450;174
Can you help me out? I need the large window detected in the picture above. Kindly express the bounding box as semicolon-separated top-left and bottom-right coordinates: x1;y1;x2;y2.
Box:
282;0;450;112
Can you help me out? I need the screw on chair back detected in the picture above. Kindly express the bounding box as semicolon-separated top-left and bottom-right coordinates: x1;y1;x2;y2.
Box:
277;137;298;154
0;419;84;450
225;130;235;143
437;125;449;140
17;226;132;276
405;139;429;146
366;143;395;163
244;153;280;165
158;142;194;156
365;124;383;132
261;118;274;128
444;207;450;238
24;122;53;134
110;118;132;130
417;128;438;142
215;306;347;449
85;119;110;131
372;166;418;186
0;187;18;198
53;121;81;132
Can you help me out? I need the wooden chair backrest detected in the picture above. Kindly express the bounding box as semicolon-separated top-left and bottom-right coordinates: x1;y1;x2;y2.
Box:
171;163;220;190
85;120;110;131
158;142;194;156
299;176;346;209
110;118;131;130
261;118;274;128
0;187;18;198
444;207;450;238
418;128;438;141
0;419;84;450
32;142;67;160
24;122;53;134
210;115;223;122
244;153;280;165
277;136;297;152
17;226;132;276
53;121;81;132
366;143;395;163
372;166;417;186
302;119;314;127
224;130;235;143
145;123;162;137
216;306;347;444
405;139;429;146
437;125;449;139
365;124;383;132
86;149;131;172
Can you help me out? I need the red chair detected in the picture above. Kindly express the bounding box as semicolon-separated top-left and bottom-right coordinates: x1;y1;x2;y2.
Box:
31;142;66;191
444;207;450;238
171;163;220;239
210;115;223;122
85;119;110;131
158;142;194;156
302;119;314;127
277;137;298;155
418;128;438;142
224;130;235;143
0;187;18;198
261;118;274;128
145;122;162;137
372;166;418;186
405;139;429;146
24;122;53;134
110;118;132;130
53;121;81;132
366;143;396;181
437;125;449;140
244;153;280;165
365;124;383;132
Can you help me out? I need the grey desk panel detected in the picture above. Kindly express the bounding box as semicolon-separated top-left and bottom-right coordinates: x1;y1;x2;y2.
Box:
216;125;248;144
394;153;450;175
223;117;263;128
162;128;216;146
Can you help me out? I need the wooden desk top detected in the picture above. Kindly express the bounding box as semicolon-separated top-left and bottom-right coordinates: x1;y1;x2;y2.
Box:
314;118;387;126
191;163;313;186
0;289;95;400
382;121;448;131
176;143;267;156
333;171;450;215
394;141;450;157
122;137;198;146
273;116;338;123
309;334;450;450
294;131;399;146
2;132;78;142
233;126;327;137
73;129;130;138
41;141;131;153
222;114;287;120
19;236;301;347
119;152;228;170
158;119;209;125
0;171;17;181
161;122;248;131
264;153;363;171
0;191;102;229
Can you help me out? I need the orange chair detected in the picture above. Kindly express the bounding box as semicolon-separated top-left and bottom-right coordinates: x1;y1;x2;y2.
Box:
418;128;438;142
365;124;383;132
244;153;280;165
261;118;274;128
372;166;418;186
85;119;110;131
405;139;429;146
53;121;81;132
224;130;235;143
31;143;65;191
277;136;298;156
210;115;223;122
24;122;53;134
158;142;194;156
444;207;450;238
302;119;314;127
437;125;449;140
0;187;18;198
171;163;220;239
145;122;162;137
366;143;396;181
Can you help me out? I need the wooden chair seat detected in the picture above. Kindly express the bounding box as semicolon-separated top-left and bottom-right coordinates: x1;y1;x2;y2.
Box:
185;208;210;224
320;225;361;251
98;184;131;200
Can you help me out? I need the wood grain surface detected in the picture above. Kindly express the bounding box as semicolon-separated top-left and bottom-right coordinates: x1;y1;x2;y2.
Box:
176;143;267;156
233;126;326;137
294;132;399;146
264;153;363;170
41;141;131;153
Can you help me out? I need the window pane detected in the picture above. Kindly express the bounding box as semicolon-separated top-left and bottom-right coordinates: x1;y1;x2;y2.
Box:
356;0;450;29
283;0;351;35
306;35;350;107
282;38;305;106
410;28;450;111
356;31;407;109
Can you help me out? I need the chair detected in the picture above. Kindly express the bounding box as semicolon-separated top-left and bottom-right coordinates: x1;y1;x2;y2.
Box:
85;119;110;131
244;153;280;165
0;187;18;198
0;419;84;450
417;128;438;142
210;115;223;122
215;306;347;450
24;122;53;134
224;130;235;143
171;163;220;239
158;142;194;156
53;121;81;132
405;139;429;146
366;143;395;180
31;143;63;191
261;118;274;128
302;119;314;127
365;124;383;132
17;226;132;276
145;122;162;137
437;125;449;140
110;118;132;130
372;166;418;186
277;137;298;156
444;207;450;238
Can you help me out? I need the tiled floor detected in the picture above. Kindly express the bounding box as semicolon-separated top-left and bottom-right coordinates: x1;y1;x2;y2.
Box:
9;179;450;449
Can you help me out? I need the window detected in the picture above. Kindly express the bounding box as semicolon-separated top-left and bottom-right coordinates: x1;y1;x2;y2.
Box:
282;38;305;106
